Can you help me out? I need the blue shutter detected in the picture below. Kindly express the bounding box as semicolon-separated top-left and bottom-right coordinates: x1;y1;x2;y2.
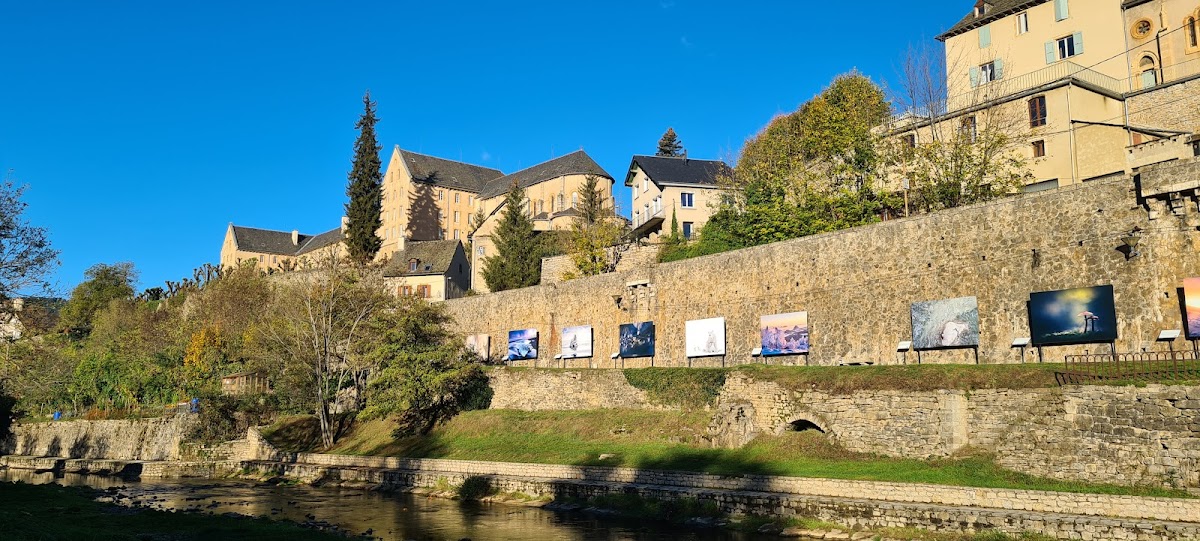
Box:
994;58;1004;80
1055;0;1069;20
979;25;991;48
1073;32;1084;55
969;66;980;87
1045;41;1056;64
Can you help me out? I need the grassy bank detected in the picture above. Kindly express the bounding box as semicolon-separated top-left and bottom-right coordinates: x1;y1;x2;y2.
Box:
261;409;1191;498
0;481;346;540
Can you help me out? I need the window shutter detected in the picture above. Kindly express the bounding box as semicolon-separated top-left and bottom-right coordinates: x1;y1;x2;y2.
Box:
969;66;980;87
1055;0;1068;21
1045;41;1056;64
1073;32;1084;54
994;58;1004;80
979;25;991;48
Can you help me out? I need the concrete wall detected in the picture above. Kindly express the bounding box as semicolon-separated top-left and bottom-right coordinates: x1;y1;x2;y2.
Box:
447;168;1200;369
1;415;198;461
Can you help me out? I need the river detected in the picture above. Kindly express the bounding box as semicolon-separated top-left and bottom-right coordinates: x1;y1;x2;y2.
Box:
1;470;773;541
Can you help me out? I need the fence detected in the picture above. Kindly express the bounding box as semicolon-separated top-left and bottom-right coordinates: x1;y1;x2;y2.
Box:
1057;348;1200;385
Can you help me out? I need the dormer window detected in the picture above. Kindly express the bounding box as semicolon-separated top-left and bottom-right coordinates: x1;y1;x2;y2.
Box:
409;258;420;272
974;0;988;17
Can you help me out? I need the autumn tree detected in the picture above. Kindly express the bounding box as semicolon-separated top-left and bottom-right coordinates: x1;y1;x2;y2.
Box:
57;262;138;339
481;183;541;292
886;44;1032;212
656;127;684;157
344;92;383;264
0;173;58;300
567;175;625;277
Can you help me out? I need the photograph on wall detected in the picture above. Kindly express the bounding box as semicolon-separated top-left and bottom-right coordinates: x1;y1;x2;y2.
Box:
619;322;655;358
1184;278;1200;339
561;325;593;358
507;328;539;360
465;334;490;358
910;296;980;350
685;317;726;357
760;312;809;355
1029;285;1118;346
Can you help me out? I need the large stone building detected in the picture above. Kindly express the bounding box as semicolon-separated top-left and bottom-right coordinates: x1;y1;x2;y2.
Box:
896;0;1200;191
219;223;345;271
625;155;732;241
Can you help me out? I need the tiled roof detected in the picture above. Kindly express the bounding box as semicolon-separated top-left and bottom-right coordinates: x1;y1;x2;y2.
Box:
383;240;463;277
937;0;1047;41
399;149;503;193
231;225;342;256
478;150;612;199
625;155;732;187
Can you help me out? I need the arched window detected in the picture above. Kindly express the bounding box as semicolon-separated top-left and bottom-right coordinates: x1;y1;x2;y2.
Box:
557;193;565;210
1139;55;1158;89
571;192;579;208
1188;17;1198;48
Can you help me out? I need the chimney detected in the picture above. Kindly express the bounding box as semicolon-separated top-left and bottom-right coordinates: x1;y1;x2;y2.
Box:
683;149;688;163
291;230;299;246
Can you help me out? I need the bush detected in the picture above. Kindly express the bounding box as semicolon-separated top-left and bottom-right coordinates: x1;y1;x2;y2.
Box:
187;392;279;444
457;476;496;500
622;368;727;408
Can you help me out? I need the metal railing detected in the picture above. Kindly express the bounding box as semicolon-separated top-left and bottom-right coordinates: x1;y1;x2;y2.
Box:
1056;349;1200;385
632;204;664;230
948;61;1126;112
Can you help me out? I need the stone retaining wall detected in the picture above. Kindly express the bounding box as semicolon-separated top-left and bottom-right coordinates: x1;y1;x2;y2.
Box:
1;414;198;461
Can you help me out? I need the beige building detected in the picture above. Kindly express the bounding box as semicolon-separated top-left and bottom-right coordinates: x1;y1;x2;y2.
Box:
625;155;731;241
219;223;345;272
896;0;1200;191
469;150;614;293
381;240;472;301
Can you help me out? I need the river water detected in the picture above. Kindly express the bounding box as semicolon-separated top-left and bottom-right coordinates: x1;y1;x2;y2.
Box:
1;470;772;541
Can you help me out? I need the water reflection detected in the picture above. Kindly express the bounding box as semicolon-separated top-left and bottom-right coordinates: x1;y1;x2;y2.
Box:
0;470;767;541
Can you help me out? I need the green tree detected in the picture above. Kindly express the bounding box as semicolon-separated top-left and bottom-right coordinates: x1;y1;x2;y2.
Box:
57;262;137;338
359;296;488;435
343;92;383;264
0;172;58;299
567;175;625;277
656;127;684;157
481;182;541;292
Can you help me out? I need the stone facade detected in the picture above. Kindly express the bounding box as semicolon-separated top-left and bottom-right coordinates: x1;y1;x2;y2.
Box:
1;415;197;461
1127;76;1200;135
447;168;1200;368
539;243;660;285
484;369;1200;489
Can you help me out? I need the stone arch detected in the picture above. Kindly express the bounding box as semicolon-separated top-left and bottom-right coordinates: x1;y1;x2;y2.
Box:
775;410;832;436
788;419;826;433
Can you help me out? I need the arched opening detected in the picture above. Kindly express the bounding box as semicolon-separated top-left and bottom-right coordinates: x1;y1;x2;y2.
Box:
1139;55;1159;89
1188;16;1198;48
788;419;825;433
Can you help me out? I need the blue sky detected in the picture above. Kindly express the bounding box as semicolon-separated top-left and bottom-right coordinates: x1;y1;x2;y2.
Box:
0;1;967;295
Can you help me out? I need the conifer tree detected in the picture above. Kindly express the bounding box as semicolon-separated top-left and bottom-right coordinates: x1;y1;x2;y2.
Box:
482;183;540;291
344;92;383;264
568;175;624;277
656;127;684;157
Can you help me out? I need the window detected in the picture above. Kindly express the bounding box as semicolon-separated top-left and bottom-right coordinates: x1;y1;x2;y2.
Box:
440;229;446;239
417;285;430;298
476;246;485;256
438;190;444;200
1054;0;1068;21
970;60;1002;86
454;193;460;203
642;178;648;193
1028;96;1047;127
453;229;460;240
1188;17;1198;48
1139;56;1158;89
1048;33;1083;62
681;192;695;208
409;259;419;272
960;116;977;142
468;195;474;206
979;25;991;48
1032;140;1046;157
1016;12;1029;34
454;211;460;223
1131;19;1153;40
258;255;264;263
682;222;694;239
272;255;277;264
572;192;578;207
401;285;413;296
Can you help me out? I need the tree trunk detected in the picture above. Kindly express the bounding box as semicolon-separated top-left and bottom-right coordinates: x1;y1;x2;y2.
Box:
316;393;334;449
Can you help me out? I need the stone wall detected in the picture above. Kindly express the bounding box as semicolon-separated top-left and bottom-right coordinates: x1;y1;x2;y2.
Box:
1127;76;1200;135
484;369;1200;488
540;243;660;285
0;415;197;461
447;165;1200;368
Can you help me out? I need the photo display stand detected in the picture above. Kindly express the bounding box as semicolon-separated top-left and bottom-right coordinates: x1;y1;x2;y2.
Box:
1011;337;1030;363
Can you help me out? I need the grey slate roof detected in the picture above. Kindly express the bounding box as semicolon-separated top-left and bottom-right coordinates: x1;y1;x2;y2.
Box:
231;225;343;256
625;155;733;187
383;240;463;277
400;149;503;193
478;150;612;199
937;0;1047;41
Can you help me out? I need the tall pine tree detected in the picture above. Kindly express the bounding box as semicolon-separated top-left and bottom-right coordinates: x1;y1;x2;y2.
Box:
482;182;541;292
344;92;383;264
568;175;624;277
656;127;684;157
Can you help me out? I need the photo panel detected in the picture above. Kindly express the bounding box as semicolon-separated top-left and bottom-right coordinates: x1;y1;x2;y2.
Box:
619;322;655;358
465;334;491;358
760;312;809;355
910;296;980;350
686;317;726;358
561;325;593;358
507;328;539;360
1184;278;1200;339
1029;285;1117;346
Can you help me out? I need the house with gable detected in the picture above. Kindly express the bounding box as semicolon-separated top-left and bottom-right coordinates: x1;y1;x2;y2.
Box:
625;154;732;241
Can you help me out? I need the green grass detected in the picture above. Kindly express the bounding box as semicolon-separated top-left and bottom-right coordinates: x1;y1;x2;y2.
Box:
262;409;1191;499
0;481;347;540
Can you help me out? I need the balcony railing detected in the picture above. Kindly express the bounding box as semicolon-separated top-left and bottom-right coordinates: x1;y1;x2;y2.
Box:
632;205;664;230
947;61;1125;112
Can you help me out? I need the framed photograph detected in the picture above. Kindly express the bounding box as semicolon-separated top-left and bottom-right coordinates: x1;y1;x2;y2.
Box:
685;317;726;357
910;297;980;350
561;325;593;358
1029;285;1118;346
465;334;490;358
619;322;655;358
507;328;539;360
760;312;809;355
